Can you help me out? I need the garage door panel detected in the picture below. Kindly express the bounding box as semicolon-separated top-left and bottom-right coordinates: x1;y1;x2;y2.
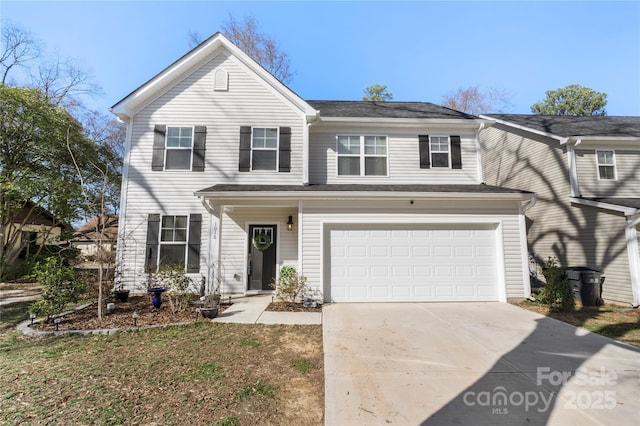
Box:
329;225;499;302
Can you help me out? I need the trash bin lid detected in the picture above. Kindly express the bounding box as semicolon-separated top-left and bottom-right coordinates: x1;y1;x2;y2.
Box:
566;266;600;273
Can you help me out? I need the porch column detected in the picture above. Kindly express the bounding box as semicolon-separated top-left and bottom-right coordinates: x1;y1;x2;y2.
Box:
626;215;640;307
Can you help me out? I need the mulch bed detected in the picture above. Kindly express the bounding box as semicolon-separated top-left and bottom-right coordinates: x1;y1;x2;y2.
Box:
31;295;229;332
266;301;322;312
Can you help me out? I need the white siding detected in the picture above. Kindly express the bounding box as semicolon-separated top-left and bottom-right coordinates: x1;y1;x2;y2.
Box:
118;49;305;291
575;149;640;197
219;207;298;294
309;125;479;184
299;200;526;301
481;125;635;304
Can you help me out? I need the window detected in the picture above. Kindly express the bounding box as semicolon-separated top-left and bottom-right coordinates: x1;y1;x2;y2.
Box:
430;136;450;168
252;128;278;170
337;135;388;176
165;127;193;170
596;150;616;180
159;215;188;267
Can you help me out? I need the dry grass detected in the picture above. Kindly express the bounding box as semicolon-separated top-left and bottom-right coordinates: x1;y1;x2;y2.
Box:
517;301;640;347
0;320;324;425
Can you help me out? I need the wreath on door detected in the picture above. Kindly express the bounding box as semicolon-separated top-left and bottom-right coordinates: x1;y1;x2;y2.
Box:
252;233;272;251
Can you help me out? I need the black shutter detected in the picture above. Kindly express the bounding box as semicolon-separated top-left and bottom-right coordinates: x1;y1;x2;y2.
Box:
419;135;430;169
152;125;166;171
451;135;462;169
279;127;291;172
186;213;202;273
145;214;160;272
239;126;252;172
192;126;207;172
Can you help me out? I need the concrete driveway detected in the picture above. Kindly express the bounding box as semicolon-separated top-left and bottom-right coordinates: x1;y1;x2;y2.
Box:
323;303;640;425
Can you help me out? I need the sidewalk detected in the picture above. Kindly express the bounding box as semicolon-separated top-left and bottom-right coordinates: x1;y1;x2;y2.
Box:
213;294;322;325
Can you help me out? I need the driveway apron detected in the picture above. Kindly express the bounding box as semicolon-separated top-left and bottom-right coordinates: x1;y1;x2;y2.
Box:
323;302;640;425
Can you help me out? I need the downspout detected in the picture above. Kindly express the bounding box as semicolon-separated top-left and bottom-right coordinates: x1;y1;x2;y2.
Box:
566;139;581;198
625;214;640;307
519;195;537;299
475;122;486;183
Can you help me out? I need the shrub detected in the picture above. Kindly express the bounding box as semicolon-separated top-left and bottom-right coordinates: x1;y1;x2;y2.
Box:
270;266;309;303
145;265;195;313
538;257;574;311
29;256;87;321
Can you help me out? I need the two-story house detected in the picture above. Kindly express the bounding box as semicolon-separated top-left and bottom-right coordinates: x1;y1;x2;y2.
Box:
111;33;533;303
480;115;640;307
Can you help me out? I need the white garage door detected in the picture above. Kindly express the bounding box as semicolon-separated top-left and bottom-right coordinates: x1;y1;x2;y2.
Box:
329;225;499;302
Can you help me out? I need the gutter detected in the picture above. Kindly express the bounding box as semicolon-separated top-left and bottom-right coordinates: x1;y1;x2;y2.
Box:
570;197;640;216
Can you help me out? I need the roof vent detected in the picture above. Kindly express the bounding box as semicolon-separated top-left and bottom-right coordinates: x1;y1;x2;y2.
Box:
214;68;228;91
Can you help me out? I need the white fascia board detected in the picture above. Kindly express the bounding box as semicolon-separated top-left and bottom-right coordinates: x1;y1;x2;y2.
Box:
196;191;532;202
570;197;639;216
111;33;316;120
479;115;566;143
318;117;488;128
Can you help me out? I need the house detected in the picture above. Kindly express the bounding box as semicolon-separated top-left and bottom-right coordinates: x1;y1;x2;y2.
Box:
480;114;640;306
110;33;534;302
7;201;72;262
72;215;119;260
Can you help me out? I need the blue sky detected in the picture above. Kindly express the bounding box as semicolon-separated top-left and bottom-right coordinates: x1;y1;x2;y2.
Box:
2;1;639;116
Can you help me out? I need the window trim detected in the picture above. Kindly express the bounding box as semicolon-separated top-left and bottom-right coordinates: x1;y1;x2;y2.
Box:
429;135;451;168
158;214;189;268
164;125;194;171
250;126;279;171
336;134;389;177
595;149;617;181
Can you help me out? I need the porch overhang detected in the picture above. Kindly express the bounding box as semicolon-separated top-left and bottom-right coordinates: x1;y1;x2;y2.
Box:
195;184;533;211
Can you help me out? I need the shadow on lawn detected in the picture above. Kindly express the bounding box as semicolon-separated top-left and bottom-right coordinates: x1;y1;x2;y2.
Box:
0;300;32;333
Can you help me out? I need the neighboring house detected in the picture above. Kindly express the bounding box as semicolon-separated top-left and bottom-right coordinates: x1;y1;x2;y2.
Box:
72;215;119;260
480;115;640;306
6;202;72;262
110;33;533;302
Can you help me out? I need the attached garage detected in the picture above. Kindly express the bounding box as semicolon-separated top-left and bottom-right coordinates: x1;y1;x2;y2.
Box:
328;224;501;302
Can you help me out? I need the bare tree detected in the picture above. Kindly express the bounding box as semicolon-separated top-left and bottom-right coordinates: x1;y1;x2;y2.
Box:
441;85;512;115
0;23;41;84
190;15;293;84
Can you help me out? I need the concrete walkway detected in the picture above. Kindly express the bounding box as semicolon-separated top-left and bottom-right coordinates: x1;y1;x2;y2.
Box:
213;294;322;325
323;302;640;425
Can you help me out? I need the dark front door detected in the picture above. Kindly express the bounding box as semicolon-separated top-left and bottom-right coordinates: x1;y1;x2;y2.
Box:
248;225;277;291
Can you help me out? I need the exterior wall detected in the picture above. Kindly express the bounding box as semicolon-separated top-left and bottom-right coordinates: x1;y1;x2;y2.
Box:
299;199;527;301
118;49;306;291
4;223;63;264
575;148;640;197
219;207;298;294
481;125;634;303
309;124;479;184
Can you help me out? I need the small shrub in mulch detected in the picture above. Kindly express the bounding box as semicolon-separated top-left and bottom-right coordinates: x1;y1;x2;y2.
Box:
265;302;322;313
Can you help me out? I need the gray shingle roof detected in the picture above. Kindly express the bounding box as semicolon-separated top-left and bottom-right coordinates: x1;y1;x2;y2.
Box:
307;101;477;120
580;197;640;210
486;114;640;138
196;183;530;195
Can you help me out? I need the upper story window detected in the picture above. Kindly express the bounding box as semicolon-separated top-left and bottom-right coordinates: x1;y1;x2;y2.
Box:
159;215;188;267
596;149;616;180
337;135;388;176
430;136;450;168
165;127;193;170
418;135;462;169
152;125;206;172
252;128;279;170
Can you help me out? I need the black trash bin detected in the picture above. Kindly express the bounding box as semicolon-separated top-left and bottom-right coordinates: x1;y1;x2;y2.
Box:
580;270;605;307
565;267;604;306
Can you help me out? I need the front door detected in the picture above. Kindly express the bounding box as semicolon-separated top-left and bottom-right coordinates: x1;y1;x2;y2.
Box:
248;225;277;291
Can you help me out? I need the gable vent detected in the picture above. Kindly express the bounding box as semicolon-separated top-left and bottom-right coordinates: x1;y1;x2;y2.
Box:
214;68;229;91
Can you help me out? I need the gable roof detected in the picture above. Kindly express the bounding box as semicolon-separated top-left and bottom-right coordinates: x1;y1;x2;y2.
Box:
111;32;317;121
484;114;640;139
307;101;477;120
74;215;119;241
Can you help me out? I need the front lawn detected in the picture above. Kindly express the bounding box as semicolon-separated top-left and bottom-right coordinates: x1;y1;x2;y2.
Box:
517;300;640;348
0;321;324;425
